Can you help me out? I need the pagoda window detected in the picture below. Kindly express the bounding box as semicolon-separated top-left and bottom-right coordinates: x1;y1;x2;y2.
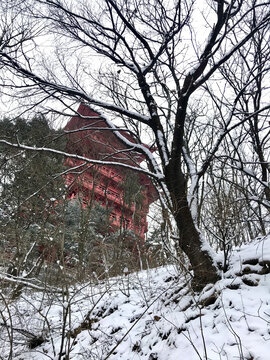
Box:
98;184;106;192
110;212;117;220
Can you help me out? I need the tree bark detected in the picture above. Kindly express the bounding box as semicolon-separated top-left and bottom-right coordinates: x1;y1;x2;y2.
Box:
165;162;219;291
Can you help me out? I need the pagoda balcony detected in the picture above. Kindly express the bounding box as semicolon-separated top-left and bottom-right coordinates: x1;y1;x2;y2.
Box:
66;178;137;213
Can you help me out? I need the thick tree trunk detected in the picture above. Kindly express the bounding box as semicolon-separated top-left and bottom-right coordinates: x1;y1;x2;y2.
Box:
165;163;219;291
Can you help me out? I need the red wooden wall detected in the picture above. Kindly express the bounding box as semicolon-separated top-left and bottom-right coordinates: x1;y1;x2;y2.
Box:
64;104;158;239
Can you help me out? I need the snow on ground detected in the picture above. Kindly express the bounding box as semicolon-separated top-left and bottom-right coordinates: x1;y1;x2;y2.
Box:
0;235;270;360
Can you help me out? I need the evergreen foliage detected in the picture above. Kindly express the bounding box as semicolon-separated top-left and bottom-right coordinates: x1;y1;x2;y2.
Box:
0;117;153;283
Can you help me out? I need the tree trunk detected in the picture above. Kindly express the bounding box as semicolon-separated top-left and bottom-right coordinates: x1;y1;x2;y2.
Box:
165;163;219;291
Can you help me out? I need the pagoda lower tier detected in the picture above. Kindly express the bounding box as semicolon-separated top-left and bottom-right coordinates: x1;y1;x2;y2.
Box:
65;161;150;239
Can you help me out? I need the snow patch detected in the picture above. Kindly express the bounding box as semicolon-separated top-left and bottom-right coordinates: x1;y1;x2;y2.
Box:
1;237;270;359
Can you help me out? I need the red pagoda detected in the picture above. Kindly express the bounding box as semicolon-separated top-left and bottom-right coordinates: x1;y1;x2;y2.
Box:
64;104;158;239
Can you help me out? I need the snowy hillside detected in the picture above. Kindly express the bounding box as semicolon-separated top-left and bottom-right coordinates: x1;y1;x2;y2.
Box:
1;235;270;360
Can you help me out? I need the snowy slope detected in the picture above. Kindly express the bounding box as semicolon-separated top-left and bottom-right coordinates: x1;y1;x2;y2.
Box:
1;235;270;360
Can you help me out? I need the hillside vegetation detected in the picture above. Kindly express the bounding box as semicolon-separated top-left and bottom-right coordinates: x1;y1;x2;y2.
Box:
0;235;269;360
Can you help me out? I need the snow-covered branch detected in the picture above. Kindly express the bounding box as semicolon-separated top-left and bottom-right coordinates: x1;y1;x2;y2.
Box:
0;139;164;180
0;52;150;124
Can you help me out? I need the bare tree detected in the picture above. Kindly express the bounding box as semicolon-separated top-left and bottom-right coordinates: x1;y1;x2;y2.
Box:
0;0;270;290
218;11;270;211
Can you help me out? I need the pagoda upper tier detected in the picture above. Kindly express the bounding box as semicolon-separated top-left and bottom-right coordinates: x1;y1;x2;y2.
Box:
64;104;158;239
